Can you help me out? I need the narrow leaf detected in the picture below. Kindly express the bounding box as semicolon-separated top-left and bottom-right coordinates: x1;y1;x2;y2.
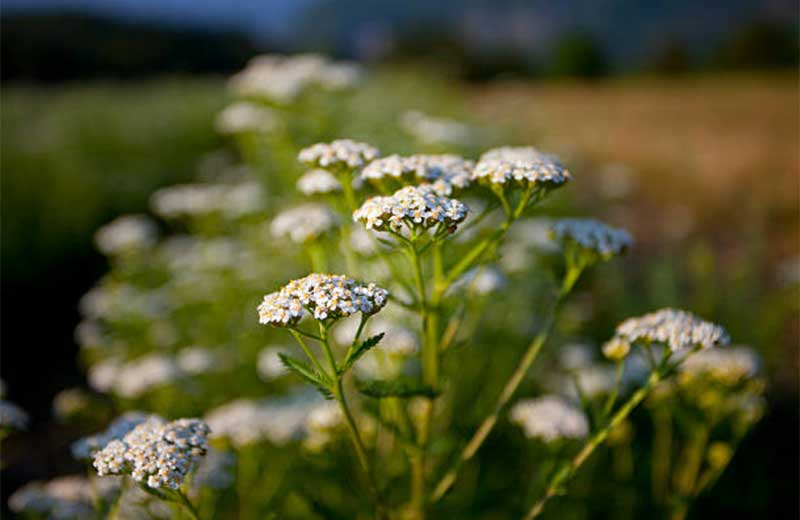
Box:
279;354;333;399
355;376;438;399
340;332;384;374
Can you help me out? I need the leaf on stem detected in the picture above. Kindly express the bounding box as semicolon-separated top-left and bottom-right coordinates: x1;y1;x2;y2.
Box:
356;376;439;399
279;353;333;399
340;332;384;374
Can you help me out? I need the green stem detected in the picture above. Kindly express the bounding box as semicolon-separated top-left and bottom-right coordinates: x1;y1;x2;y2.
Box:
670;424;710;520
601;361;625;419
442;218;512;290
289;329;328;379
432;267;582;502
319;325;387;519
525;370;663;519
175;489;201;520
408;244;436;519
652;408;673;504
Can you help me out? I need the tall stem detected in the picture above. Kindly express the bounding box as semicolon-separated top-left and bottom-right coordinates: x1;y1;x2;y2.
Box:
431;268;582;502
175;490;201;520
525;370;663;519
319;325;387;519
408;244;437;519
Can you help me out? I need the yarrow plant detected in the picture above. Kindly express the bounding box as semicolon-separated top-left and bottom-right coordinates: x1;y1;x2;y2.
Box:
25;56;767;520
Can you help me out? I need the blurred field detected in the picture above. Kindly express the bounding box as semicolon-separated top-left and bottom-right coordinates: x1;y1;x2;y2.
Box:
1;70;797;517
473;73;799;391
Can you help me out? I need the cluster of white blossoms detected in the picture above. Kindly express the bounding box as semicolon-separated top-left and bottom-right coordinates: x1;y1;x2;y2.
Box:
551;218;633;258
353;185;469;234
297;169;342;195
150;181;264;220
258;273;389;326
510;395;589;442
9;475;119;520
93;417;210;489
679;346;761;386
400;110;477;146
205;390;322;447
229;54;363;103
613;308;730;353
473;146;571;189
94;214;158;256
72;412;152;460
0;400;29;430
215;101;279;135
360;154;474;195
270;203;340;243
298;139;380;170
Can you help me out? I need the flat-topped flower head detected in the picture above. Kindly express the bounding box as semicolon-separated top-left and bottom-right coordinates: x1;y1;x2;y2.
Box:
510;395;589;442
257;273;388;326
298;139;379;171
360;154;474;194
93;416;210;490
353;185;469;235
270;204;340;244
614;308;730;353
551;218;633;260
473;146;571;189
297;169;342;195
72;412;152;460
679;346;761;386
0;400;29;430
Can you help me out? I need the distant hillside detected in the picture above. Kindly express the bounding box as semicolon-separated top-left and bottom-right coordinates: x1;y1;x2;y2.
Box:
1;13;264;81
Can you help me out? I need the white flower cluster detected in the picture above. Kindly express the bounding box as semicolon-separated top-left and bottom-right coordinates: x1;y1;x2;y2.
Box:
353;185;469;234
473;146;571;188
551;218;633;258
205;390;322;447
9;475;119;520
679;346;761;385
215;102;279;135
150;181;264;219
298;139;380;170
297;169;342;195
614;308;730;353
0;400;29;430
400;110;477;146
94;214;158;256
229;54;363;103
258;273;389;326
361;154;474;195
93;417;210;489
510;395;589;442
72;412;152;460
270;204;340;243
